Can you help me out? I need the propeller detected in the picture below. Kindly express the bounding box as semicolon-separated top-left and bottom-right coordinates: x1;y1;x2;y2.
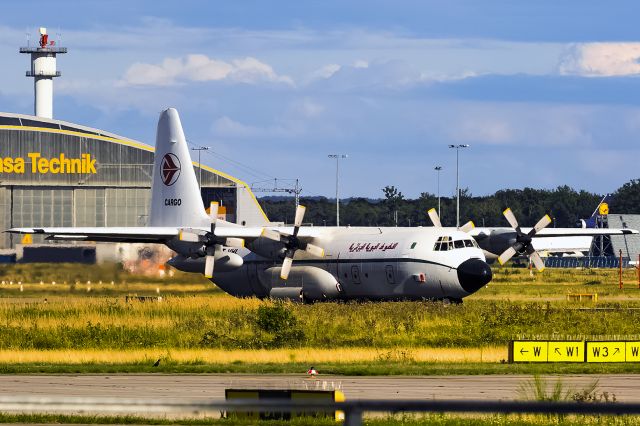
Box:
261;205;325;280
497;208;551;271
427;208;475;232
179;201;244;278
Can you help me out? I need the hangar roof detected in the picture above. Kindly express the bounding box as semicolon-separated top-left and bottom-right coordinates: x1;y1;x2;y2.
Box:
609;214;640;258
0;111;250;188
0;111;269;222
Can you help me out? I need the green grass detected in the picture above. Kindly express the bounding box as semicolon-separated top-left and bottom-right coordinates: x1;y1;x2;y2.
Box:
1;296;640;350
0;412;639;425
0;264;640;374
2;360;640;375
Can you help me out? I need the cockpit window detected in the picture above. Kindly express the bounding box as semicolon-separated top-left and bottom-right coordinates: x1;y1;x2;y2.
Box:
434;236;452;251
434;236;478;251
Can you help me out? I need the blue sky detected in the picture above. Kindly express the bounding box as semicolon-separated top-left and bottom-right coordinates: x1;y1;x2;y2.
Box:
1;1;640;199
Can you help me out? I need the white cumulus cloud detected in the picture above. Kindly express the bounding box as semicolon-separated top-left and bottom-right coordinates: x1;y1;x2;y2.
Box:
559;43;640;77
119;54;293;86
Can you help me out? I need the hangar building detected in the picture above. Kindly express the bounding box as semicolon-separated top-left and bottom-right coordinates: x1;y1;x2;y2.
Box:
0;111;269;251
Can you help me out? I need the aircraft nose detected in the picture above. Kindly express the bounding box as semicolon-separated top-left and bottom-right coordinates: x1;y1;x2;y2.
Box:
457;258;492;293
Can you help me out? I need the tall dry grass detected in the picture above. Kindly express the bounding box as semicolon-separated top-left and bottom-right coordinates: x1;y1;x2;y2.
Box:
0;347;506;365
0;267;638;352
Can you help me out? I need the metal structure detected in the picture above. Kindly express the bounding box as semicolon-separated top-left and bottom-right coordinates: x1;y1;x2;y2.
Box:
434;165;442;218
0;112;269;250
328;154;347;226
20;28;67;119
250;178;302;209
448;144;469;228
2;396;640;426
190;146;209;192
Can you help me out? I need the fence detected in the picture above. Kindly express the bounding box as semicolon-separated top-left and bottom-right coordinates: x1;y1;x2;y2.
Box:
544;256;630;268
3;396;640;426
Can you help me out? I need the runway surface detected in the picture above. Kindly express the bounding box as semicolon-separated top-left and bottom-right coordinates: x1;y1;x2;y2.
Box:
0;374;638;402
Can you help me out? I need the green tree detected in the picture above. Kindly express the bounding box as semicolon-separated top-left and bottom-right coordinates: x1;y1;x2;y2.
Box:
382;185;404;226
613;179;640;213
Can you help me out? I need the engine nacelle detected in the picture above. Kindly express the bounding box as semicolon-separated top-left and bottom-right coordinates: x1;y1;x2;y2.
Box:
474;229;517;258
247;237;286;260
263;266;342;302
167;252;243;274
269;286;303;302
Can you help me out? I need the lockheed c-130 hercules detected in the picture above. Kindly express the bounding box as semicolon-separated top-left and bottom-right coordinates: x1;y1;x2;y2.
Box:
8;109;637;303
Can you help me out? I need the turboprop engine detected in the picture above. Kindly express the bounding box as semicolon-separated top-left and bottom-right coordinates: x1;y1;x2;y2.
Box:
167;252;243;274
264;266;342;302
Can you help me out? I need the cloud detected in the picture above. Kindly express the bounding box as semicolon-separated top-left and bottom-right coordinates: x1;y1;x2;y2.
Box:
119;54;294;87
211;115;304;140
308;64;342;81
449;118;512;145
559;43;640;77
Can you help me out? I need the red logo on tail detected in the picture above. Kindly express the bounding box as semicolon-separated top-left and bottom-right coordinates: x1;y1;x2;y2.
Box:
161;153;181;186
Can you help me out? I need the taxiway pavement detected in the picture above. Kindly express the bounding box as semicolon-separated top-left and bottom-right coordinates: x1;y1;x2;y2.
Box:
0;374;637;402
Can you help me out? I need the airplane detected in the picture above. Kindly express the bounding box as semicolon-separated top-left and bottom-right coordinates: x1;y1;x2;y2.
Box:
8;108;493;304
426;203;637;271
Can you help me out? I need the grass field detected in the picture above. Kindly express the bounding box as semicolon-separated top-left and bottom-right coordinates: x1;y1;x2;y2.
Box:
1;413;640;426
0;264;640;374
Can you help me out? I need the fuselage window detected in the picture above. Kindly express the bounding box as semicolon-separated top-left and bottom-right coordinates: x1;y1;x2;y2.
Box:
410;242;417;249
351;265;361;284
385;265;395;284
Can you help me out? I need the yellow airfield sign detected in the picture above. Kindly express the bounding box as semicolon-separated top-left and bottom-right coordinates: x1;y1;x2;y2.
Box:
548;341;583;362
512;341;548;362
511;341;640;363
586;341;625;363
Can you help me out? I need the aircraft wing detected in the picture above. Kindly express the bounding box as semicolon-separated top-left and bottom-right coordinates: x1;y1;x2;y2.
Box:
533;228;638;237
7;227;181;243
215;226;323;239
7;225;324;244
469;227;638;238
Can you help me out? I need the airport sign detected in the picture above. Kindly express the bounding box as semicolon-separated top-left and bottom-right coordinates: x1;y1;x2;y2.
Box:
511;340;640;363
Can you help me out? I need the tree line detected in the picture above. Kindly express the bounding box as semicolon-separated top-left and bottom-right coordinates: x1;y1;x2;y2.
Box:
258;179;640;228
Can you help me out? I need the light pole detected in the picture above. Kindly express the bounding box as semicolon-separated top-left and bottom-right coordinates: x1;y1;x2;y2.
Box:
434;166;442;219
448;144;469;228
191;146;209;193
328;154;347;226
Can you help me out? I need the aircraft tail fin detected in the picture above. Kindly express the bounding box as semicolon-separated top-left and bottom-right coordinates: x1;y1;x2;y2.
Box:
148;108;210;228
579;194;612;228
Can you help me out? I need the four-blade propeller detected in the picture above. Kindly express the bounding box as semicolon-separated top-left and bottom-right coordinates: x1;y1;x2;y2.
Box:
179;202;245;278
497;208;551;271
427;208;475;233
261;205;325;280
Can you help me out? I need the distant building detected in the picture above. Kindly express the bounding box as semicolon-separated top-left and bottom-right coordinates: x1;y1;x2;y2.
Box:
609;214;640;261
0;112;268;253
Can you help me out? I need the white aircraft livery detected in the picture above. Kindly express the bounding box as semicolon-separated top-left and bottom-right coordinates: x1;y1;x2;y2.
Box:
8;108;494;303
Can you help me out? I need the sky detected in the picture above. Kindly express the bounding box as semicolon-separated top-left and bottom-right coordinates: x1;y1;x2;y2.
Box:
1;1;640;199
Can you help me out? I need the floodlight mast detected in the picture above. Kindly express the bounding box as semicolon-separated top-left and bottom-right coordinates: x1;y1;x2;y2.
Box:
448;144;469;228
434;166;442;218
328;154;348;226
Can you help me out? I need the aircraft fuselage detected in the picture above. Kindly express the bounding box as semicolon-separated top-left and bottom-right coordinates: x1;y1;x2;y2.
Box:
169;227;492;302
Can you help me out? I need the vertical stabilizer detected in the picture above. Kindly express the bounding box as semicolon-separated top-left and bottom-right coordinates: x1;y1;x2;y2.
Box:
149;108;210;227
